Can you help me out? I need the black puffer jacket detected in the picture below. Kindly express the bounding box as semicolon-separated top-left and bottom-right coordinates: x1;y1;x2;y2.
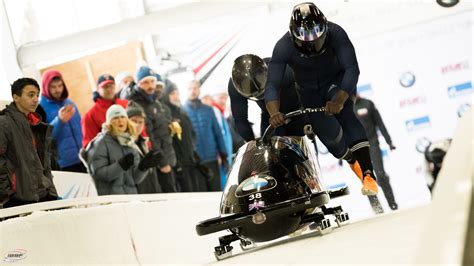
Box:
162;87;196;167
126;86;177;167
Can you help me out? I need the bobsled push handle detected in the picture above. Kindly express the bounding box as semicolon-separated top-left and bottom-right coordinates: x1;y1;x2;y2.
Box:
261;107;326;144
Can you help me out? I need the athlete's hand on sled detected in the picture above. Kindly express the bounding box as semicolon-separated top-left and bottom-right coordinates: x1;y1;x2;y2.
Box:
325;101;344;115
326;90;349;115
269;112;287;128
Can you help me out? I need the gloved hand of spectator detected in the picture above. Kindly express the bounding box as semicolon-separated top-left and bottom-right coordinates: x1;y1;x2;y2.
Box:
118;153;135;170
389;144;397;151
169;121;182;140
138;150;162;171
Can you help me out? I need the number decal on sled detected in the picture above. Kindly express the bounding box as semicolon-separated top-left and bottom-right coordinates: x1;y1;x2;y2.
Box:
249;193;262;201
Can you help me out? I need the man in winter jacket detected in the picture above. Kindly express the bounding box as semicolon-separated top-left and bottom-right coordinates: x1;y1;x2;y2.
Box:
40;70;85;172
162;83;201;192
183;80;228;191
81;74;128;148
126;66;177;193
0;78;58;208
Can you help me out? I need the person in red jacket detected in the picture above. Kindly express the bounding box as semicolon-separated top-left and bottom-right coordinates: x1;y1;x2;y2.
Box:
81;74;128;147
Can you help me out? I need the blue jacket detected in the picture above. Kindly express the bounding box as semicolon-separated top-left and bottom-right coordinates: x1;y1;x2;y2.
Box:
183;99;227;162
40;97;83;168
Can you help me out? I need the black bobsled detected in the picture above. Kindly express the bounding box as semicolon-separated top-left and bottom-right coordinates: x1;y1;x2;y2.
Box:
196;108;350;260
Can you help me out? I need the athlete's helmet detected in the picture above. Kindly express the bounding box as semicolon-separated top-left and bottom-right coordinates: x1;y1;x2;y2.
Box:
289;2;328;57
231;54;267;101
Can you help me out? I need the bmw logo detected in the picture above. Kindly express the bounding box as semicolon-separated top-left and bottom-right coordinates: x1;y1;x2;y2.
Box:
399;71;416;88
436;0;459;8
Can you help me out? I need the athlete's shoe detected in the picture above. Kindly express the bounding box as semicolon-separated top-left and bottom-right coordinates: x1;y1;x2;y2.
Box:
361;173;378;195
349;160;363;181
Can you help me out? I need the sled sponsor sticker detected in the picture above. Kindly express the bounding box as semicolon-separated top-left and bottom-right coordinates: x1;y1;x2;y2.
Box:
242;178;268;192
3;249;28;263
248;200;266;211
235;175;277;197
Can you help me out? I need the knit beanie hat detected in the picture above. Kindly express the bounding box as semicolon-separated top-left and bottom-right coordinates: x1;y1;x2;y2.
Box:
115;71;133;86
106;104;127;124
126;103;146;118
136;66;156;83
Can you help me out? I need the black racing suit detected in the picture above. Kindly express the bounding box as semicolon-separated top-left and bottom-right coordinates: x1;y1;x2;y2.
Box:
265;22;368;159
229;58;306;141
355;97;398;209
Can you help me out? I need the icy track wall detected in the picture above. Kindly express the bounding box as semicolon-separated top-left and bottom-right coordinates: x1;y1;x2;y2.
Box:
0;109;471;265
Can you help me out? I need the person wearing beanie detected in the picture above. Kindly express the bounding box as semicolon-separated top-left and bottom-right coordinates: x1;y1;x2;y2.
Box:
39;69;86;173
0;78;58;208
125;66;177;193
81;74;128;148
116;71;135;100
85;104;161;195
127;103;162;194
162;81;201;192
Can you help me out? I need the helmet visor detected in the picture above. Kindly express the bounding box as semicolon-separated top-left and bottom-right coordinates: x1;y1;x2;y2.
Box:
291;23;326;41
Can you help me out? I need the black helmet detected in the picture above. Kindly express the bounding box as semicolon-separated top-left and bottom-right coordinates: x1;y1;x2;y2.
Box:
231;54;267;101
289;2;328;57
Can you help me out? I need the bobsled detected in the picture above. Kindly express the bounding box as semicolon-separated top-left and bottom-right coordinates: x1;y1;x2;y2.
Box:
196;108;350;260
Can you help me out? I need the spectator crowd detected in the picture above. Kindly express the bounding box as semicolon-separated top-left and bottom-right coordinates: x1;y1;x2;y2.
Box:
0;65;243;208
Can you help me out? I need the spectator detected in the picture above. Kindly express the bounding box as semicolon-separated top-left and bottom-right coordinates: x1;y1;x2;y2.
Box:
126;66;177;193
40;70;86;172
116;71;135;99
355;94;398;211
0;78;58;208
86;105;161;195
209;92;233;189
183;80;227;191
126;103;162;194
81;74;128;148
211;91;233;161
162;83;199;192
